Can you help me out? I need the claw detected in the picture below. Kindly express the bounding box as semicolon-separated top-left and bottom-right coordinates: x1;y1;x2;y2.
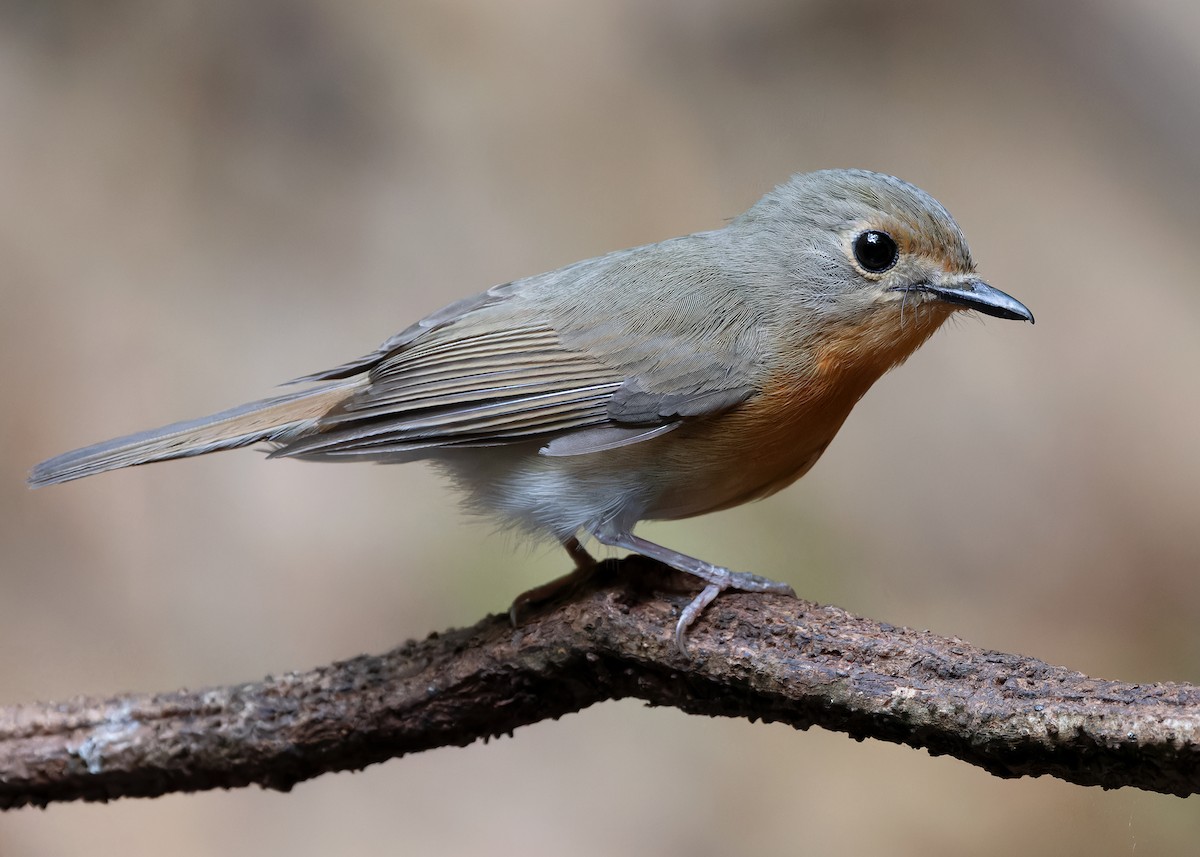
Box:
675;583;723;655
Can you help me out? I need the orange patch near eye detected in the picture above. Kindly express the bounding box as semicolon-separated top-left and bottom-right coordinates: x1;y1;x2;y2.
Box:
855;215;974;277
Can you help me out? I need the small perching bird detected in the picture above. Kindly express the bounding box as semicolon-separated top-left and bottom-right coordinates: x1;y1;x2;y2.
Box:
30;169;1033;651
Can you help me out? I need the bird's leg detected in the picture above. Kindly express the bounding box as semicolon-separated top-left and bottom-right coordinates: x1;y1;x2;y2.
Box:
507;536;600;625
590;526;795;654
562;534;597;569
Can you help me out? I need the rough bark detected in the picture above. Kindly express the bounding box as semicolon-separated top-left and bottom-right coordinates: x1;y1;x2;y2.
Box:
1;558;1196;809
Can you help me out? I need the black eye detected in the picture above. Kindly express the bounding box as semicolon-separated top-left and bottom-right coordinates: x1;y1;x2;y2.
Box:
853;230;899;273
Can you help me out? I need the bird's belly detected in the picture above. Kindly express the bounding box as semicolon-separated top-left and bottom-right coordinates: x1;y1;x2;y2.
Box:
633;372;863;521
437;369;867;540
635;426;834;521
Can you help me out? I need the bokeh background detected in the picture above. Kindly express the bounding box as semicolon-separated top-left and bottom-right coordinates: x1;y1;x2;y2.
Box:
4;1;1200;854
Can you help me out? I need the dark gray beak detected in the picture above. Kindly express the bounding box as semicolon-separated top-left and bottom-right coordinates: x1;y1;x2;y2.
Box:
903;279;1034;323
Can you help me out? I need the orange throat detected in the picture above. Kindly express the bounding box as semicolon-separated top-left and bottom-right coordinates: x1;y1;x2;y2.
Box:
752;302;953;454
809;303;952;402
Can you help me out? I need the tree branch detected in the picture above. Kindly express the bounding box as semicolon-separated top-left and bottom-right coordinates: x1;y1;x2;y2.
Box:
1;557;1197;809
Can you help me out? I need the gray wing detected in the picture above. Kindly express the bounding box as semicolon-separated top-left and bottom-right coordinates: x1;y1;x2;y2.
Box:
276;241;762;460
279;321;626;458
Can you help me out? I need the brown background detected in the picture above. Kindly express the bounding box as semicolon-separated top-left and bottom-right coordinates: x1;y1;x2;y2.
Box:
3;1;1199;853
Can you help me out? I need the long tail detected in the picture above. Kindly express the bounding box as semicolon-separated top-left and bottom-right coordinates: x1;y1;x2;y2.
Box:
28;380;362;487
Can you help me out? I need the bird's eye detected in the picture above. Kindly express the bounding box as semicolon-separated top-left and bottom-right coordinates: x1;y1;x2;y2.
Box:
853;230;899;273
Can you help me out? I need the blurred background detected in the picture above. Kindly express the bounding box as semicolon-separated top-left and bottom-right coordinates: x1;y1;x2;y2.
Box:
3;0;1199;853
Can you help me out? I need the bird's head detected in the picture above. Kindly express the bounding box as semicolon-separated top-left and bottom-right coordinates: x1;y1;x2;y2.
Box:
735;169;1033;333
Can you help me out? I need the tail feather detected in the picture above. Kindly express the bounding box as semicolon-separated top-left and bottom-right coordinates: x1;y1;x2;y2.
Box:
28;381;360;487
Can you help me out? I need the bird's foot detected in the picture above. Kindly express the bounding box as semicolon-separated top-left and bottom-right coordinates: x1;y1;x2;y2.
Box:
508;536;599;625
674;566;795;655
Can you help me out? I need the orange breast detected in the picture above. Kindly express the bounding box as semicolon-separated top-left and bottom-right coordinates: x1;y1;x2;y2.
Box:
639;303;951;520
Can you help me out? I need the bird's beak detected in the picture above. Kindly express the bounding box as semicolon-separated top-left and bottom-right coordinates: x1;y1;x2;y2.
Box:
898;278;1034;323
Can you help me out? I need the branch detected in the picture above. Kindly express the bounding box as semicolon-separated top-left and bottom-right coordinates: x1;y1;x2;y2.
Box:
1;557;1197;808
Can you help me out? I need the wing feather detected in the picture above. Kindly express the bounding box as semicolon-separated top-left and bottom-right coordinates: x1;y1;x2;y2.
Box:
277;235;768;460
279;383;617;458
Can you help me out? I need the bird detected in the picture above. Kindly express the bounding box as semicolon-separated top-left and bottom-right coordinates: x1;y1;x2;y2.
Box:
29;169;1033;652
